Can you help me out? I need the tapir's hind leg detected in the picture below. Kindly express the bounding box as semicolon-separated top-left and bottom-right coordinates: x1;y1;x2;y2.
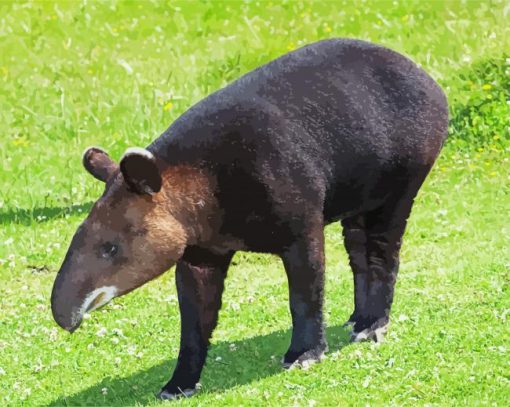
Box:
281;220;328;368
159;248;233;400
342;174;427;342
341;214;370;327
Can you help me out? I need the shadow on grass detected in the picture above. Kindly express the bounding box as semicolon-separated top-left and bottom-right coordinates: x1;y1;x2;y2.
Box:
0;202;93;225
46;324;352;406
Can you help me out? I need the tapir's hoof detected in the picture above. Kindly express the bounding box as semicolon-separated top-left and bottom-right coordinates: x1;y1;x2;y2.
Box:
282;345;328;370
350;323;389;343
158;387;196;401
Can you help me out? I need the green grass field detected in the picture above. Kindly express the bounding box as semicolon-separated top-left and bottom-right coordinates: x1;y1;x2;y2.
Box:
1;1;509;405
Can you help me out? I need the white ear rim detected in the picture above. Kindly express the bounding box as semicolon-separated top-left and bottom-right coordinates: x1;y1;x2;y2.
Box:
121;147;155;162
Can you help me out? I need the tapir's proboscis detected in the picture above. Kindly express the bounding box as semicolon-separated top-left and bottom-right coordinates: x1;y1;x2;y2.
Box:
51;39;448;400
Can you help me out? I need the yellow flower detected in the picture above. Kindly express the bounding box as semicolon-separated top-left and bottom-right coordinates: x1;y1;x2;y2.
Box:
163;102;173;112
324;25;332;33
287;43;295;51
13;138;29;147
482;84;492;90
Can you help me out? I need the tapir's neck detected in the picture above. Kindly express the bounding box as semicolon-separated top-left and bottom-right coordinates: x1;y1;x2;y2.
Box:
157;164;218;245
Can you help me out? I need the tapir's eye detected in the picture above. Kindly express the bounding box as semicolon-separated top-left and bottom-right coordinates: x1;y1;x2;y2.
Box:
101;242;118;259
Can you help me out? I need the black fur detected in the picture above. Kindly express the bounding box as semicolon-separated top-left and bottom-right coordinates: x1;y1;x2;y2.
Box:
150;39;448;398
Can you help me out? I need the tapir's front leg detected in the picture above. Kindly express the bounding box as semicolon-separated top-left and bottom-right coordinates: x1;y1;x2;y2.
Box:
158;248;233;400
281;222;328;368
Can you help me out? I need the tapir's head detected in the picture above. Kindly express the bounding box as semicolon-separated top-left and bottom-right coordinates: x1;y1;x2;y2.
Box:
51;147;187;332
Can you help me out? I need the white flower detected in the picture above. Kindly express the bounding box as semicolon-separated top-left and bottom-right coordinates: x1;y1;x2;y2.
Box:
96;327;107;337
49;328;58;341
228;302;240;311
101;387;108;395
112;328;124;337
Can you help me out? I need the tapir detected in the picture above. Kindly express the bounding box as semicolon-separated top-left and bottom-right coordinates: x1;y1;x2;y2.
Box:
51;38;448;399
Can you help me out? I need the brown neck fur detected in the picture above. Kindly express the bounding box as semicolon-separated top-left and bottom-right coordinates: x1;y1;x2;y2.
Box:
155;164;218;246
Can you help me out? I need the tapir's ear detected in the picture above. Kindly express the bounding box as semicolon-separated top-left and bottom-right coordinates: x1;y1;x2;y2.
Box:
82;147;118;182
120;147;162;195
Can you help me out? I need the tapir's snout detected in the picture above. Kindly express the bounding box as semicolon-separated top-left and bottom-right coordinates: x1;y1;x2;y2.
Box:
51;257;119;332
50;274;84;333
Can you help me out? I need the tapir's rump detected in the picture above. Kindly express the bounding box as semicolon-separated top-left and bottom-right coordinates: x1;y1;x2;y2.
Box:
51;39;448;400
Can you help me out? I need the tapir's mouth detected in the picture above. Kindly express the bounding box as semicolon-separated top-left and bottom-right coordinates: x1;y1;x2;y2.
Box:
86;292;106;312
67;286;119;331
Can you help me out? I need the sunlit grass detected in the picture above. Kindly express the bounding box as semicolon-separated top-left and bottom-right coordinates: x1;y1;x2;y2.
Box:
0;1;509;405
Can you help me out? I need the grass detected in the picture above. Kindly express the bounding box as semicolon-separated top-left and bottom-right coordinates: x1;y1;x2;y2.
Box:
0;0;509;405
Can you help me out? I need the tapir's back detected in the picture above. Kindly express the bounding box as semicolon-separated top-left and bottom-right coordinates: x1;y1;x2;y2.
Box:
150;38;448;232
154;38;447;160
227;38;448;179
245;38;448;158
